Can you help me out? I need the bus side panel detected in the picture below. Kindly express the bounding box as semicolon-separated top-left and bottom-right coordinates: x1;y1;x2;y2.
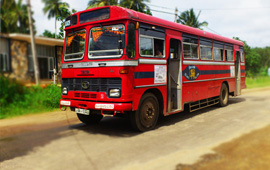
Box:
132;63;167;113
182;63;235;103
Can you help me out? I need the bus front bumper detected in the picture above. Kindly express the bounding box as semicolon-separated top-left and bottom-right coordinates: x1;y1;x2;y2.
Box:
60;99;132;112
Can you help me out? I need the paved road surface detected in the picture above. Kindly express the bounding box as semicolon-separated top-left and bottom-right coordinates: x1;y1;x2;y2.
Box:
1;87;270;170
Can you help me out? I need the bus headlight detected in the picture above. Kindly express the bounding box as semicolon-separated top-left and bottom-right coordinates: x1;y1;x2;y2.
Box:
62;87;68;95
109;89;120;97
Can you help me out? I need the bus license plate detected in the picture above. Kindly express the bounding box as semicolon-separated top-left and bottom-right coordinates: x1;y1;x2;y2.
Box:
75;108;90;115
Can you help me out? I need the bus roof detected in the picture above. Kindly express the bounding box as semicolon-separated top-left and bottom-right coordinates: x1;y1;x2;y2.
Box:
67;6;243;46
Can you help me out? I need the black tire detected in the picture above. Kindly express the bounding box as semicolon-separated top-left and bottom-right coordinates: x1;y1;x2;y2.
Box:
77;113;103;125
129;93;159;132
219;83;229;107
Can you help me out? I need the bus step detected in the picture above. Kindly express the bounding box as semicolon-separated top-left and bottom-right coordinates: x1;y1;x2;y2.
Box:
101;111;117;117
189;97;219;112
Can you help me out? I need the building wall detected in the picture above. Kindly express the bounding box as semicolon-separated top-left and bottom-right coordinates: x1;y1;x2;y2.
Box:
5;40;33;83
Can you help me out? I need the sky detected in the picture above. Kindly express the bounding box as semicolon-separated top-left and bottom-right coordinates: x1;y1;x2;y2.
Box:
31;0;270;47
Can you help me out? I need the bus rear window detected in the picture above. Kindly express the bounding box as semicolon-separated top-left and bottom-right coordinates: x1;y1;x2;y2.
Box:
79;8;110;24
64;30;86;61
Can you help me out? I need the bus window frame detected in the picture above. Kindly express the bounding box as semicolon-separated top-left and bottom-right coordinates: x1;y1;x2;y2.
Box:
139;34;165;58
240;47;245;63
88;24;126;59
64;29;86;62
225;44;234;61
182;35;199;60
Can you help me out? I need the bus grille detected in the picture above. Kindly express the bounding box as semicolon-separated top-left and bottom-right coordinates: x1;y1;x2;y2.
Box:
61;78;122;93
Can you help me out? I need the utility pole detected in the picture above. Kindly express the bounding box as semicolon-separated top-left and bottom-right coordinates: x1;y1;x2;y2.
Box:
27;0;40;85
174;7;178;23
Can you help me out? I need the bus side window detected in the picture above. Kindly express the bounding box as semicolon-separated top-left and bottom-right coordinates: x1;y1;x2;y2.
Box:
139;25;165;58
240;47;244;62
127;23;136;58
182;35;198;59
225;44;233;61
214;41;224;61
200;38;213;60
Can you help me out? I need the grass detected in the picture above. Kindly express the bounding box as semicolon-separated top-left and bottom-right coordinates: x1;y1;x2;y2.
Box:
246;76;270;89
0;76;61;119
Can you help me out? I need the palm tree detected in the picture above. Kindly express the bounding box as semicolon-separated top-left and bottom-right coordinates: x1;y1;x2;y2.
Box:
177;8;208;29
120;0;151;15
0;0;32;33
42;0;69;38
87;0;118;8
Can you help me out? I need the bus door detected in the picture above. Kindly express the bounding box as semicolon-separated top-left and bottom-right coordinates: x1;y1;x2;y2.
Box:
235;51;241;96
167;38;182;113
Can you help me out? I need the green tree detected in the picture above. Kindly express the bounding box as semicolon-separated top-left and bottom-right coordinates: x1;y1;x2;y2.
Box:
41;29;61;39
177;8;208;29
233;37;262;77
87;0;118;8
42;0;69;38
57;8;77;39
0;0;35;34
120;0;152;15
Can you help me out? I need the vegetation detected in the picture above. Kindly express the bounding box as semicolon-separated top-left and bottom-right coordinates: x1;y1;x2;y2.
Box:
234;37;270;77
177;8;208;29
0;0;36;34
0;76;61;119
246;76;270;89
87;0;152;15
42;0;69;38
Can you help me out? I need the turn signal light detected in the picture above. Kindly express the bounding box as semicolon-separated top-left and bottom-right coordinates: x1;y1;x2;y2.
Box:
119;69;129;74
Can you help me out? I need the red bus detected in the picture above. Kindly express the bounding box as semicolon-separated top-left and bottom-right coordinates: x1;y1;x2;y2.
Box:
60;6;245;131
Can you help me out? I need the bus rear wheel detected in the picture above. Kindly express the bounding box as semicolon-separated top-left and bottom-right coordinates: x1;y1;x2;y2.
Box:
77;113;103;125
129;93;159;132
219;83;229;107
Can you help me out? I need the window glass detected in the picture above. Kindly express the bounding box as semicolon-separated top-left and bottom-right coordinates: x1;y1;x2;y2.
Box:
49;57;54;71
79;8;110;24
127;23;136;58
140;37;153;56
89;24;125;58
0;53;9;72
169;39;181;59
183;36;198;59
139;26;165;58
200;39;212;60
240;48;244;62
214;48;223;61
225;50;234;61
154;39;164;57
201;46;212;60
65;29;86;60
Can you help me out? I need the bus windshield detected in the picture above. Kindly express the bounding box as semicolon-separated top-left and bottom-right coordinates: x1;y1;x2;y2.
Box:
89;24;125;58
64;29;86;61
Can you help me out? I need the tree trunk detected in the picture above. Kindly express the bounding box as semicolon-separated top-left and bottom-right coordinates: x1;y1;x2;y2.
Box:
27;0;40;85
55;17;57;39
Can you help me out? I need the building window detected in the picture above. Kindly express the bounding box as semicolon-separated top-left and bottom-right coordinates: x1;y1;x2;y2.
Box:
183;35;198;59
0;53;10;72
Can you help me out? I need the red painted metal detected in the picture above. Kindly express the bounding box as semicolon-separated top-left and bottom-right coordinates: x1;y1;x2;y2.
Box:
60;6;245;116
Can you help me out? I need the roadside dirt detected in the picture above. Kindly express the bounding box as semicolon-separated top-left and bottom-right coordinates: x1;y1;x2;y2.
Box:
176;125;270;170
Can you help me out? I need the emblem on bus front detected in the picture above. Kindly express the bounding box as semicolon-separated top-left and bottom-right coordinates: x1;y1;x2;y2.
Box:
81;81;90;90
183;65;200;80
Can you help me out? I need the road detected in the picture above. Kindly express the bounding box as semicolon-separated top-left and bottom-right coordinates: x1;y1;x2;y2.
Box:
1;87;270;170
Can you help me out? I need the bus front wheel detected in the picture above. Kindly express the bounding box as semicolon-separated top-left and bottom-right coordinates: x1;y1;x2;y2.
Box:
77;113;103;125
129;93;159;132
219;83;229;107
